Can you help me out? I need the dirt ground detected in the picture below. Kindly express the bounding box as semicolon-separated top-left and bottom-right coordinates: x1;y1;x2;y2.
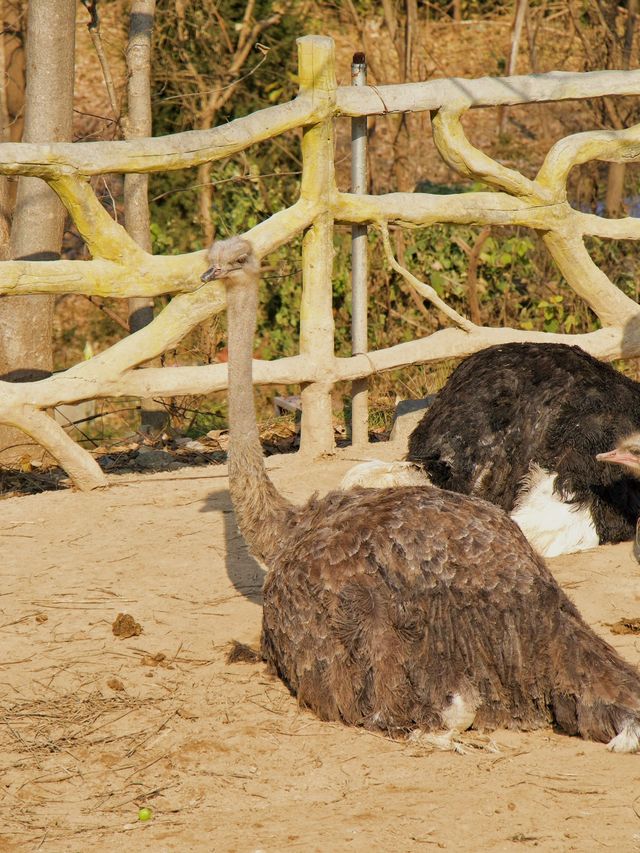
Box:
1;440;640;853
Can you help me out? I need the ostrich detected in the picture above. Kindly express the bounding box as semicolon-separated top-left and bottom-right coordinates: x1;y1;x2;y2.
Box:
406;342;640;557
204;236;640;751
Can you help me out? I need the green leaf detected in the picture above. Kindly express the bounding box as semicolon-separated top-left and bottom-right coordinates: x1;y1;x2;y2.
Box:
431;271;445;295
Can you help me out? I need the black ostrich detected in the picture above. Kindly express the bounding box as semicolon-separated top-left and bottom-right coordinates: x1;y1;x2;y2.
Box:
407;342;640;556
204;237;640;751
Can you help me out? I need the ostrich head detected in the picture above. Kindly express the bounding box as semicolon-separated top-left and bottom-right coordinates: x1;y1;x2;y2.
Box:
201;236;260;285
597;435;640;565
596;434;640;477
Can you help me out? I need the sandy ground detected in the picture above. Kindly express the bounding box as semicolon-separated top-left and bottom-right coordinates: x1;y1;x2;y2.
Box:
1;441;640;853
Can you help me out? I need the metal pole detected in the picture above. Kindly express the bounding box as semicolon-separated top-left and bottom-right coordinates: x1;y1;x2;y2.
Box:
350;51;369;447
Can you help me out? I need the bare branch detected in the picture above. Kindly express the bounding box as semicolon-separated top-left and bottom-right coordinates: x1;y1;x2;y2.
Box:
432;106;547;201
50;174;145;262
0;403;106;490
81;0;120;125
537;122;640;198
542;229;640;325
0;94;321;176
454;226;492;326
380;222;476;333
337;68;640;115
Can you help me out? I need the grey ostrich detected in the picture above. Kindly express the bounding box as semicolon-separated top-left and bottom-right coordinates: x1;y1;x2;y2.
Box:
203;235;640;751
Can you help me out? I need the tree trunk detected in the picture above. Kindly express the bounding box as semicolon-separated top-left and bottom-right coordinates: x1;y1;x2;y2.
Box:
498;0;528;137
0;1;26;249
389;0;420;192
0;1;13;257
0;0;75;461
124;0;167;433
605;0;637;218
605;161;626;218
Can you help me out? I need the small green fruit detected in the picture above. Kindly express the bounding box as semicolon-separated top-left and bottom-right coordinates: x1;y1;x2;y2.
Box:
138;807;152;822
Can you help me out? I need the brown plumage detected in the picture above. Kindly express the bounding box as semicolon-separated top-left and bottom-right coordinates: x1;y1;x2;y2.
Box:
204;236;640;751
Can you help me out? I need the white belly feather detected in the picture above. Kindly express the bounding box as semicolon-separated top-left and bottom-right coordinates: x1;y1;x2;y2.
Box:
339;459;431;490
510;464;599;557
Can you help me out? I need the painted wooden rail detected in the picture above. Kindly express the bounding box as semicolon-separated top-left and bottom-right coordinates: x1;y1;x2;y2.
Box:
1;35;639;488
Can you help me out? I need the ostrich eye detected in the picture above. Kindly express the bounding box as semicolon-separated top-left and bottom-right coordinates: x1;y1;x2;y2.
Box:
237;255;247;265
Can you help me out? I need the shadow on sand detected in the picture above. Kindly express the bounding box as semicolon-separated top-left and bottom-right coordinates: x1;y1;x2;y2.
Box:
199;487;265;605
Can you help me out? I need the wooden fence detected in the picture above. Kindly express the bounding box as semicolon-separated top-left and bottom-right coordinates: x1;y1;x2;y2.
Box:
0;35;639;489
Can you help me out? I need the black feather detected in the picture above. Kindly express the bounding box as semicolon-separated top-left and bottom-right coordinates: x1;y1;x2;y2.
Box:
408;342;640;544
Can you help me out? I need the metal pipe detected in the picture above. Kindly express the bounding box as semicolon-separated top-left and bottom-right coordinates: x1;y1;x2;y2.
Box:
350;51;369;447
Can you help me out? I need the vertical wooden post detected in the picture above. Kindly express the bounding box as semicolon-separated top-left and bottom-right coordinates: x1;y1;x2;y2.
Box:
125;0;167;433
297;36;337;456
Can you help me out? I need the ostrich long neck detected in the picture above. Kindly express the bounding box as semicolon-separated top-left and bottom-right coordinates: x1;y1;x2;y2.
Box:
226;272;293;562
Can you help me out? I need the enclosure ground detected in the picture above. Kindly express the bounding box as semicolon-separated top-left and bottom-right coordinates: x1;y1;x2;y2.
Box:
1;441;640;852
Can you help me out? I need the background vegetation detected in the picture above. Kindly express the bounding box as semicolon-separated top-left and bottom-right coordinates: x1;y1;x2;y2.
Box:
49;0;640;441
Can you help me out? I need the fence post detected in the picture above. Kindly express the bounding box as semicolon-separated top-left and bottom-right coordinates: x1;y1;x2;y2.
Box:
297;35;337;456
350;51;369;448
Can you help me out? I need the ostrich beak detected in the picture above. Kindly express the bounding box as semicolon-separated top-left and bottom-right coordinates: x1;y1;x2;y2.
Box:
596;448;640;468
201;265;223;283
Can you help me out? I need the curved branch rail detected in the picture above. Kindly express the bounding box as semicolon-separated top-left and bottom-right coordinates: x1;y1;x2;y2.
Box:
0;35;638;488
